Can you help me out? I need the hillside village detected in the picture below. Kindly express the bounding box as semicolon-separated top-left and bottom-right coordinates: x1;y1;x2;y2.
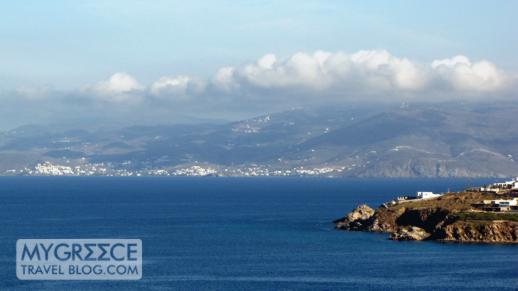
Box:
4;160;346;177
2;105;518;179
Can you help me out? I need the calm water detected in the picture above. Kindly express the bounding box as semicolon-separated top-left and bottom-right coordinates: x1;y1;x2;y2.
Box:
0;177;516;290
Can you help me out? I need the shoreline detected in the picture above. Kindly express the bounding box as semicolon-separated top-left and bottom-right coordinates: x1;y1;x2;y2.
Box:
335;183;518;244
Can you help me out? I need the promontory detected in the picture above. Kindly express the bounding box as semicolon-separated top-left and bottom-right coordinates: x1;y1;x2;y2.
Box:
334;179;518;243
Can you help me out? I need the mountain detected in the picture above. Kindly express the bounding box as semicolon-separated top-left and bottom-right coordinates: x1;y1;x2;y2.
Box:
1;102;518;177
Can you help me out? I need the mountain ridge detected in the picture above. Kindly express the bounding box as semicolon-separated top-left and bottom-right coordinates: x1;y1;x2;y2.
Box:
1;102;517;177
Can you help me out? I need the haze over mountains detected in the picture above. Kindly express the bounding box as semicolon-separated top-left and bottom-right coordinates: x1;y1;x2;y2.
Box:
1;102;517;178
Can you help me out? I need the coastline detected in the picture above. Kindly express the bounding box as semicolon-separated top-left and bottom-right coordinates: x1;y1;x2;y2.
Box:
335;183;518;244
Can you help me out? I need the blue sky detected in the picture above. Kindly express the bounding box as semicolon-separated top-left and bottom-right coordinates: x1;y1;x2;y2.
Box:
1;0;517;88
0;1;517;128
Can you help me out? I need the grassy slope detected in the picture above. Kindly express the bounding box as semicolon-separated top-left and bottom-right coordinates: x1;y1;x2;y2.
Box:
388;191;518;222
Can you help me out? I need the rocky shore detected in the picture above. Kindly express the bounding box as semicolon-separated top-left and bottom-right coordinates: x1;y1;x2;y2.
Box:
334;191;518;243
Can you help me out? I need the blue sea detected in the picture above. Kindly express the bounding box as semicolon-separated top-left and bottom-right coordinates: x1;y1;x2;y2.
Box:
0;177;517;290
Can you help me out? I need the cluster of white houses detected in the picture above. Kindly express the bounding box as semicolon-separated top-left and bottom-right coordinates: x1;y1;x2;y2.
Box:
473;177;518;212
479;177;518;194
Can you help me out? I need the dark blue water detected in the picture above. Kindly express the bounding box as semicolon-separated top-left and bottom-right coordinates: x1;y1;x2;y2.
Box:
0;177;517;290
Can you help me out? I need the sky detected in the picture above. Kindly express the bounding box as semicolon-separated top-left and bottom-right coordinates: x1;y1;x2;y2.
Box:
0;0;517;129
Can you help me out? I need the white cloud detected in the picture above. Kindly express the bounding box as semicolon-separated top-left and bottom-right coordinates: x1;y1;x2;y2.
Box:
230;51;337;90
431;56;507;91
213;67;239;92
207;50;513;101
150;75;205;100
151;75;190;96
4;50;516;129
348;50;427;91
95;72;143;94
210;50;430;95
90;72;144;103
38;51;514;107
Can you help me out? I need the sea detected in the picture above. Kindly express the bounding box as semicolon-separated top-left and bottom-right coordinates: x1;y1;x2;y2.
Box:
0;177;517;290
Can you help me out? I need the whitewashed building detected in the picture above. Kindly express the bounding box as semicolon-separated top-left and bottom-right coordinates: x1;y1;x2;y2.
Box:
477;198;518;212
416;191;442;200
480;177;518;193
482;198;518;206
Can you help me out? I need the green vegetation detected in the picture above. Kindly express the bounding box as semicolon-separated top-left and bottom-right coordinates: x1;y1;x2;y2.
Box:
455;212;518;222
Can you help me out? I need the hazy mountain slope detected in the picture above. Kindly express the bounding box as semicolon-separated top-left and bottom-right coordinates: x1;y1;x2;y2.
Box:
292;104;518;177
0;103;517;177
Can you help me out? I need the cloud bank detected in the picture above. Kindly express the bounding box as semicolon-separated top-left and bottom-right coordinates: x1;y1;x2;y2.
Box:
21;49;516;104
206;50;512;99
3;49;517;128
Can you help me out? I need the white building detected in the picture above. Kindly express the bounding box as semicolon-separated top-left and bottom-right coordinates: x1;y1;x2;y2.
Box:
482;198;518;206
481;177;518;192
416;191;442;200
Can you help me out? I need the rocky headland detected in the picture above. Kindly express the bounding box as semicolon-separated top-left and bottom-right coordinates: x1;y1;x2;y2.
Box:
334;191;518;243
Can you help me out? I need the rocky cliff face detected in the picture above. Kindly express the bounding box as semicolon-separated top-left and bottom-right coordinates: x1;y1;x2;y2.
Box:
335;204;402;232
334;204;376;231
335;192;518;243
390;226;430;241
440;221;518;243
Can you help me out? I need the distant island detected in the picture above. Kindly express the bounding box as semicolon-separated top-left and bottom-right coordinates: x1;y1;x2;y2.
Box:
334;178;518;243
2;103;518;178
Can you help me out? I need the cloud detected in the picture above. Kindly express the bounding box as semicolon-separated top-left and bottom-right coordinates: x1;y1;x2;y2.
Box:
10;50;516;113
150;75;205;100
88;72;144;103
213;67;239;92
42;50;513;107
431;56;507;91
2;50;516;130
209;50;513;100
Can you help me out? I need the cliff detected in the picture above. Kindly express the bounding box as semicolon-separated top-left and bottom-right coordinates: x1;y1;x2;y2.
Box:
335;191;518;243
